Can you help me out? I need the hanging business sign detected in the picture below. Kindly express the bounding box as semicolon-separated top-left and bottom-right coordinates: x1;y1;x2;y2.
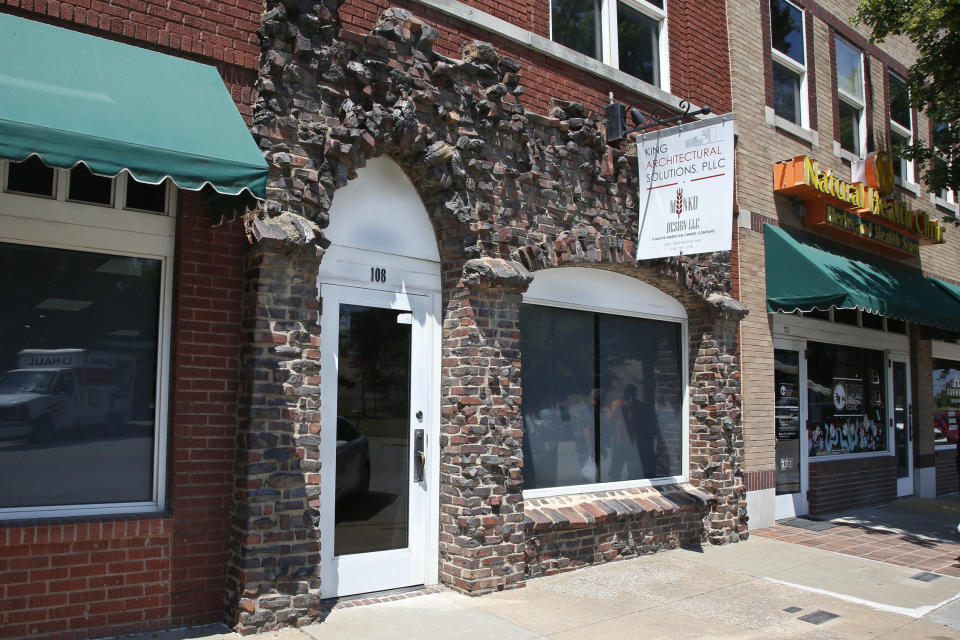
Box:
635;113;735;260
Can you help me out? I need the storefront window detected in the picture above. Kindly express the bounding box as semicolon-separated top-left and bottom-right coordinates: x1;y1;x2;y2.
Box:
0;242;162;508
933;358;960;445
520;304;683;490
806;341;886;456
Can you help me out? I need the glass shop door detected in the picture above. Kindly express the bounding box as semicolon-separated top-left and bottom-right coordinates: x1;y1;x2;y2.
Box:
318;283;434;598
890;353;914;496
774;340;808;518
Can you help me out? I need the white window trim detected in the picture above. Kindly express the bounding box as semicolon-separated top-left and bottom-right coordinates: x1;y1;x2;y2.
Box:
888;73;915;185
932;340;960;451
0;159;175;521
931;123;957;207
551;0;669;91
519;267;689;500
769;0;809;130
835;38;867;158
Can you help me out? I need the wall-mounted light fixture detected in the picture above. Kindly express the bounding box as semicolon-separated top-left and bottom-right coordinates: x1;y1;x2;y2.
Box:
605;96;711;145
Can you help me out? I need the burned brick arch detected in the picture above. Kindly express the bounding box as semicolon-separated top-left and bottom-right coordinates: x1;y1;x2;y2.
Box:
231;0;746;632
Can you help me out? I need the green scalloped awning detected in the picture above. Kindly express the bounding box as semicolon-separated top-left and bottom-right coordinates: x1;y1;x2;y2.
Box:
764;223;960;332
0;12;267;204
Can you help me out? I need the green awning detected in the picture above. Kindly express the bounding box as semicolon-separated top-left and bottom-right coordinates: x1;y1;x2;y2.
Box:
0;12;267;202
764;223;960;332
933;277;960;305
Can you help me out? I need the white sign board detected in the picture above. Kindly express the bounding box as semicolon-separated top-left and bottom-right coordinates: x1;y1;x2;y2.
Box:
636;113;735;260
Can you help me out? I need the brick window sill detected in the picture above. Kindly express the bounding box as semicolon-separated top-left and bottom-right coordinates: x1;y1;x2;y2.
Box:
0;512;173;546
524;483;711;532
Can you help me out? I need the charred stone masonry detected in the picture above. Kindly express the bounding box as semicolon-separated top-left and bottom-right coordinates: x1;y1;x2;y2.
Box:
231;0;746;631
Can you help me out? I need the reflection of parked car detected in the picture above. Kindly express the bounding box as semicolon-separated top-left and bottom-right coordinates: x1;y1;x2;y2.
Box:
934;414;959;444
336;417;371;501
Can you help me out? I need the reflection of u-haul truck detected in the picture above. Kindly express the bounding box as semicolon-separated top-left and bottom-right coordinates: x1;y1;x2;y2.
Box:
0;349;135;441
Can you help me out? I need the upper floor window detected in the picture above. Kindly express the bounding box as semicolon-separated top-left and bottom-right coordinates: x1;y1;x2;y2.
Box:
888;72;914;183
836;37;866;156
551;0;668;88
933;122;957;205
770;0;808;128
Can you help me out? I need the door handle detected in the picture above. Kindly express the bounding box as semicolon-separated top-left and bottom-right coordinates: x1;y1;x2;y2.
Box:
908;403;913;440
413;428;425;482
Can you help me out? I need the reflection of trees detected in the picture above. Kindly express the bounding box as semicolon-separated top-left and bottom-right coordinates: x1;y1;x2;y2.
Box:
551;0;600;60
770;0;801;57
339;307;411;423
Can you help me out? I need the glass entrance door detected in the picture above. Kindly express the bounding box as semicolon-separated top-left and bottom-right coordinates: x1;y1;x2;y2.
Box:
891;355;913;496
774;342;808;518
319;284;433;598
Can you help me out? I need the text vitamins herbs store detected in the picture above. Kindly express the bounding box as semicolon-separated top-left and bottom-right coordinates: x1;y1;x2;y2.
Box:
766;154;960;518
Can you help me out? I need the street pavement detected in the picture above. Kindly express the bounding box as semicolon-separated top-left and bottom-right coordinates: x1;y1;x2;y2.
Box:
129;497;960;640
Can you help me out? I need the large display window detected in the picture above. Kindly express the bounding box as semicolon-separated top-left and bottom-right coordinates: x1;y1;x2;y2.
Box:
0;161;174;519
520;304;684;489
934;358;960;445
519;267;688;497
806;341;887;456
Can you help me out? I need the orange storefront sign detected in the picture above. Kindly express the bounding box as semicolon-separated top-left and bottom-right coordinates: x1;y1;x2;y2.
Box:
774;155;944;258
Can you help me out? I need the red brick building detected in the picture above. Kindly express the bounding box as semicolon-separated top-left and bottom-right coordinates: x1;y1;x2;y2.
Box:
0;0;745;637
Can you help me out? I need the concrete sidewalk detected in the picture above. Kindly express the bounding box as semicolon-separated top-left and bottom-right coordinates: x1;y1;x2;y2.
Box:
136;539;960;640
127;497;960;640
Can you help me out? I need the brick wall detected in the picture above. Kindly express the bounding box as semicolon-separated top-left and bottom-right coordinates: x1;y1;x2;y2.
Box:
168;197;246;629
0;0;260;69
807;456;897;515
0;517;172;638
936;448;958;496
337;0;732;118
524;486;710;576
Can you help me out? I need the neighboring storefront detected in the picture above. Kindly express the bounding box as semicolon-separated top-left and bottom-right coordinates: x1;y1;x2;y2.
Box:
762;155;960;517
730;0;960;526
933;340;960;494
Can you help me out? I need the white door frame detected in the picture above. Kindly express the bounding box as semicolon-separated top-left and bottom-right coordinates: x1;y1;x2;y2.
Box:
317;245;441;599
888;351;914;497
774;336;809;519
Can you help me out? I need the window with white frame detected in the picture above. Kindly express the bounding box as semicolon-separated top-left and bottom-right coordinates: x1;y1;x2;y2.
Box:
550;0;668;88
0;157;175;518
835;37;866;156
933;122;957;205
888;72;914;184
770;0;808;128
519;268;687;496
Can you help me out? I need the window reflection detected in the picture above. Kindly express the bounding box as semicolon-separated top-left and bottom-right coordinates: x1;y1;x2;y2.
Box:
0;242;160;508
520;304;683;490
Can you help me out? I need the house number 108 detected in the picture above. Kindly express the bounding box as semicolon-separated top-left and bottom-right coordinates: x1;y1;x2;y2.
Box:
370;267;387;283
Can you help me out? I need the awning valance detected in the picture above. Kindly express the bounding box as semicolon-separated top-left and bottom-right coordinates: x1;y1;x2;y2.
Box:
0;12;267;202
764;223;960;332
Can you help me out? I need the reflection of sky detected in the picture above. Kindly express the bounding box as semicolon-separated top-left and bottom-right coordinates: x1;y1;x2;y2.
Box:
835;39;863;98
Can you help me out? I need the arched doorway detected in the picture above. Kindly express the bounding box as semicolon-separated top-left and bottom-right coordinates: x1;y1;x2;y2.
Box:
317;157;442;598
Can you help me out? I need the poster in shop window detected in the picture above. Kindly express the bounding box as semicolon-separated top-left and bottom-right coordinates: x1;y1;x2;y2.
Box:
635;113;735;260
933;359;960;445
